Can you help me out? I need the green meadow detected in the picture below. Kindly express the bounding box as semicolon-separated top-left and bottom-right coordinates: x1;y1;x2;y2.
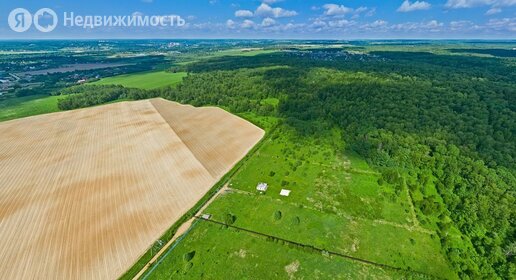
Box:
144;123;457;279
92;71;187;89
0;95;62;122
144;221;418;280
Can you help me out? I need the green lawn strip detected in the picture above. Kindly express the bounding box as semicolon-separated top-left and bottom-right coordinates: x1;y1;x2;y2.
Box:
145;221;415;280
0;95;62;122
92;71;187;90
203;192;456;279
118;124;276;280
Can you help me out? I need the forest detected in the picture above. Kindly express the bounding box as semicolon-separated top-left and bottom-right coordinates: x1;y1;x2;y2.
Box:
56;49;515;279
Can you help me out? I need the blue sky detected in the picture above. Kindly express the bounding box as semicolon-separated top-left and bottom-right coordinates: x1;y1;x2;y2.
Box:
0;0;515;39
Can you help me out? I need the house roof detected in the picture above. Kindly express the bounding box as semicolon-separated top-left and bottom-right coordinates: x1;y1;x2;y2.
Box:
280;189;291;196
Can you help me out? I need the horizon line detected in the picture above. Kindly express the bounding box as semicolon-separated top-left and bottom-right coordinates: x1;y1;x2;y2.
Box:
0;38;515;41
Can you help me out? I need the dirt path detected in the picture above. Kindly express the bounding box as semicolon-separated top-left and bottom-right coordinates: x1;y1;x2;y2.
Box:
132;126;279;280
133;185;230;280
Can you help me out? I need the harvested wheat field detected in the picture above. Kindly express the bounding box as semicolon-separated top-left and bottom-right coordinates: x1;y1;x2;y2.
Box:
0;98;264;280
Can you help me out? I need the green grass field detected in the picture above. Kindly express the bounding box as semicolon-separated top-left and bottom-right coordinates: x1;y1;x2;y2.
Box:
229;127;413;224
0;95;62;122
92;71;187;89
145;221;416;280
144;123;458;279
201;192;452;278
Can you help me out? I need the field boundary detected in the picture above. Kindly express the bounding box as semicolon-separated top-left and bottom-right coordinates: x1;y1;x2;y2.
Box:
140;219;201;280
118;123;277;280
195;216;441;279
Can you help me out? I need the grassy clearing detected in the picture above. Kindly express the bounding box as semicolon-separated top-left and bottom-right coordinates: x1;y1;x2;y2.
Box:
0;95;62;122
203;191;454;279
145;122;456;279
92;71;187;89
144;221;413;280
229;126;413;224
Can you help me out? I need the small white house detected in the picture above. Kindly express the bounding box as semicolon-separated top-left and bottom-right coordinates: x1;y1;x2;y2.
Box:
280;189;291;197
257;182;268;192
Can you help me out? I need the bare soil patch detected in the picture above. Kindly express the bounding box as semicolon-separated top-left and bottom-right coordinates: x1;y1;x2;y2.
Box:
0;98;263;279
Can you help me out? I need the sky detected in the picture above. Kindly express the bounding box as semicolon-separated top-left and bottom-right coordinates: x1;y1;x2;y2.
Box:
0;0;515;39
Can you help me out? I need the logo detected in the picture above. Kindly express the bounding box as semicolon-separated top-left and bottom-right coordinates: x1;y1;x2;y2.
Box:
8;8;58;33
7;8;186;33
34;8;58;32
8;8;32;32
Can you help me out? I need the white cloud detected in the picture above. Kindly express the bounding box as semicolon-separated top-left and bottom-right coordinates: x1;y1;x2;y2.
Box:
310;20;328;29
354;7;369;14
392;20;444;32
262;0;283;3
241;19;256;29
445;0;488;8
360;20;389;31
226;19;236;29
351;6;372;19
323;4;353;16
366;7;377;17
397;0;431;12
448;18;515;33
328;19;355;28
262;17;276;27
370;20;388;27
425;20;444;28
486;17;516;31
141;0;153;3
486;7;502;14
449;20;479;31
445;0;516;8
255;3;298;18
235;10;254;18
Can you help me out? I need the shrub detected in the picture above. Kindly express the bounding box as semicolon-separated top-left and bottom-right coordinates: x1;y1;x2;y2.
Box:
274;210;282;220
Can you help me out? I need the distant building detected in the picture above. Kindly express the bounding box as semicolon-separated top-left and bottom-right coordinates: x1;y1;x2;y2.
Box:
280;189;291;197
256;182;268;192
201;214;212;220
77;79;87;84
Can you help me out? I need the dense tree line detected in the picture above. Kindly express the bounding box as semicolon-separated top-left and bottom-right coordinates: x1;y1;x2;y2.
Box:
57;85;155;110
58;70;276;115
